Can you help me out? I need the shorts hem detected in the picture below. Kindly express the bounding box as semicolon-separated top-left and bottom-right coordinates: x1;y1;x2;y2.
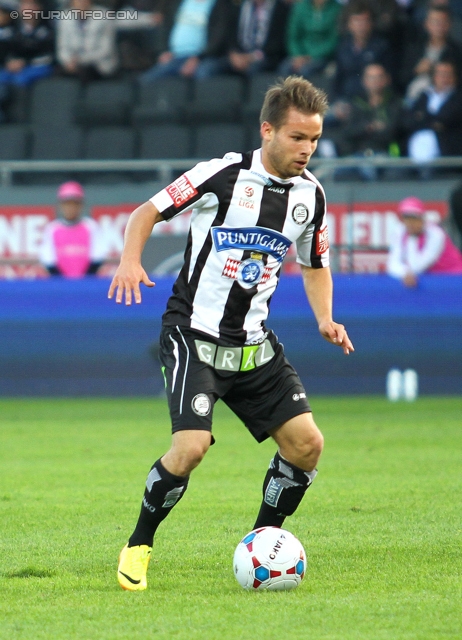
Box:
171;424;213;434
251;405;312;443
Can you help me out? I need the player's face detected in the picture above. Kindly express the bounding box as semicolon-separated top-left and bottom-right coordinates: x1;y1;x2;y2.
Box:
261;108;323;180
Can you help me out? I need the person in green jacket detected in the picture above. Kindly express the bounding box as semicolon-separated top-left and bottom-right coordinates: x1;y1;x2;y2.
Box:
278;0;341;79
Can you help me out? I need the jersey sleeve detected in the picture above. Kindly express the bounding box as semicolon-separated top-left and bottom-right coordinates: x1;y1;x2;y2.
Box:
150;153;243;221
295;185;330;268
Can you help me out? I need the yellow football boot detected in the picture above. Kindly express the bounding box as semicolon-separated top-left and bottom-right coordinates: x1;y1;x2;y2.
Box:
117;544;152;591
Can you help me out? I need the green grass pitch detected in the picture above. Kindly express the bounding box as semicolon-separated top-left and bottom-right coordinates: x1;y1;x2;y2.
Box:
0;396;461;640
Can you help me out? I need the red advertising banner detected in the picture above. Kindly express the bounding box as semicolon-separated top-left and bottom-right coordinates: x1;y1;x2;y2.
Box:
325;200;448;273
0;206;54;278
0;200;449;278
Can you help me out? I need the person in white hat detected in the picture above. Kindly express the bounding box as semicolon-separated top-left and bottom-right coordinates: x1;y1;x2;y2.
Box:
39;181;106;278
387;196;462;287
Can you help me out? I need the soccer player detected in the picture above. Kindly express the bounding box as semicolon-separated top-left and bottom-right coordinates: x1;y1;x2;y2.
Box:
108;76;354;591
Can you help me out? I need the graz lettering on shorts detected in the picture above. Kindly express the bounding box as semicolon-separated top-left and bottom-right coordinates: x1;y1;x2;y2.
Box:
194;339;275;372
211;226;291;263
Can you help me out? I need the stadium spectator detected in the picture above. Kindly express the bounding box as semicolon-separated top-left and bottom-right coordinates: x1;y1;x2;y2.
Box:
138;0;232;83
332;0;393;100
369;0;409;52
408;0;462;45
329;63;401;176
0;0;54;87
401;59;462;162
115;0;167;71
56;0;119;81
387;196;462;286
319;63;401;175
277;0;341;80
400;5;462;103
197;0;289;78
320;2;394;158
39;181;106;278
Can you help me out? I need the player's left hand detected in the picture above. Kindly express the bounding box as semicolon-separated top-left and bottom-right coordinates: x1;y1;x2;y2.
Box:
318;320;354;355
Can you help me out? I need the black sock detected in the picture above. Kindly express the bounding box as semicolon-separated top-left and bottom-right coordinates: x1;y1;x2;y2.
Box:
253;452;317;529
128;458;189;547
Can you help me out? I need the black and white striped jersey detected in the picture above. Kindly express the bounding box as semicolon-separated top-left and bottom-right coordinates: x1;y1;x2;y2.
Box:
150;149;330;345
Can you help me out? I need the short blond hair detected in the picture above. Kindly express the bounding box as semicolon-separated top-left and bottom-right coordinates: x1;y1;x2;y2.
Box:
260;76;329;129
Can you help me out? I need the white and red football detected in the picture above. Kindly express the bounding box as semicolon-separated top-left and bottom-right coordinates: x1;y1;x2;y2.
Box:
233;526;306;591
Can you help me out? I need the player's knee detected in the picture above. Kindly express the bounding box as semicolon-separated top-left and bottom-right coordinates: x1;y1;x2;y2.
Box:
304;417;324;457
187;439;210;467
308;429;324;459
166;432;211;476
290;424;324;468
295;431;323;462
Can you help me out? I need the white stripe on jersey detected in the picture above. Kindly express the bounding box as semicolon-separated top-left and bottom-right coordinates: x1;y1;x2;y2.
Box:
189;169;265;338
188;193;219;282
243;273;280;341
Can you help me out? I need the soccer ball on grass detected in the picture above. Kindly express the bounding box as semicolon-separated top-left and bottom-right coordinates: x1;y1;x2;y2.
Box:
233;526;306;591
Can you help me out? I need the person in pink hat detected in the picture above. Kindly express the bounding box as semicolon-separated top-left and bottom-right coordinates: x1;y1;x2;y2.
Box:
387;196;462;287
39;181;106;278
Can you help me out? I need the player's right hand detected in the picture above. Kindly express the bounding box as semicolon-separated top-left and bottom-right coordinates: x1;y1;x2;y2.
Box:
108;263;155;305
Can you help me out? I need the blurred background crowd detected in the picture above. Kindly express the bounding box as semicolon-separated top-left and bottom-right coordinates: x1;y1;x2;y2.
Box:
0;0;461;166
0;0;461;396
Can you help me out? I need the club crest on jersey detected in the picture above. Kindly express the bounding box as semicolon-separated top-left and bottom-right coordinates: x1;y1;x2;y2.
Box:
238;258;265;289
292;203;309;225
316;226;329;254
166;174;198;207
212;227;291;263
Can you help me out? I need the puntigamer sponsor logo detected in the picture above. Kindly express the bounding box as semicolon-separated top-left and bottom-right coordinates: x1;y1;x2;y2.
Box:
211;226;291;263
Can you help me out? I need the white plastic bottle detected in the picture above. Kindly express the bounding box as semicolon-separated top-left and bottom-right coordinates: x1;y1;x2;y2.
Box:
386;369;403;401
403;369;419;402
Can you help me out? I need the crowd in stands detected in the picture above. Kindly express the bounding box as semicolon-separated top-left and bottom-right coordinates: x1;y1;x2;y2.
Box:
0;0;461;167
